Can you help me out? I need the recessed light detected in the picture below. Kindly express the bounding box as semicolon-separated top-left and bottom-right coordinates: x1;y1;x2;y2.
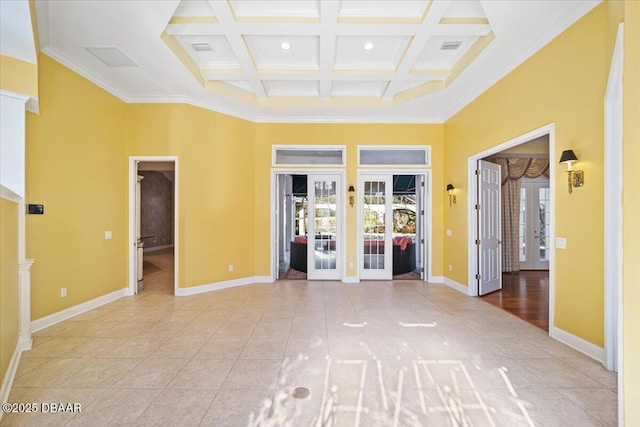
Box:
280;41;291;50
364;42;374;51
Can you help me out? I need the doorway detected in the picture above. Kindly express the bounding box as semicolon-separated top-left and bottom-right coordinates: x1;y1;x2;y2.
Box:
468;127;553;332
128;157;178;295
273;171;345;281
359;172;428;281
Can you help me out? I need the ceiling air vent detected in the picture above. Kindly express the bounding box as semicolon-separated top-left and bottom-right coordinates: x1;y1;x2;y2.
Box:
441;41;462;51
191;43;213;52
85;47;137;67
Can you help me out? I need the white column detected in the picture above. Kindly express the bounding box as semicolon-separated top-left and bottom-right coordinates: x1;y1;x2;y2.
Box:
18;259;34;350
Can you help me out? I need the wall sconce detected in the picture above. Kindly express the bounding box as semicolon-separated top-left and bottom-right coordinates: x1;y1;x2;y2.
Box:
446;183;456;206
348;185;355;207
559;149;584;194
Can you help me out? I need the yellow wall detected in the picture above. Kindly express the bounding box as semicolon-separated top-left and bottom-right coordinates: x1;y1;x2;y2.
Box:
126;104;256;287
0;55;37;98
623;1;640;423
26;54;127;319
444;3;609;346
0;198;19;388
253;123;444;279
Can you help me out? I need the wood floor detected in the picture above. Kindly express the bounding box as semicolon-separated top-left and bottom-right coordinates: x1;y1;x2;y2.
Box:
142;247;175;295
480;270;549;331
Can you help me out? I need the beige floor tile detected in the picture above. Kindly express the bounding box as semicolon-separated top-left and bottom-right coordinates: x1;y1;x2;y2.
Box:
64;388;161;426
113;358;188;389
133;388;218;426
59;358;142;388
5;278;617;426
168;358;235;389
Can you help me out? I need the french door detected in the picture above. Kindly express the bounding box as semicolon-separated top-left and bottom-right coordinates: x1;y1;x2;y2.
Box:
519;179;550;270
360;175;393;280
307;174;342;280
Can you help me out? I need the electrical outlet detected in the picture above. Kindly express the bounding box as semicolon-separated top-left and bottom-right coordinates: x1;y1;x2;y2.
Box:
555;237;567;249
105;231;112;239
61;288;67;297
446;229;452;236
448;265;452;271
228;264;233;272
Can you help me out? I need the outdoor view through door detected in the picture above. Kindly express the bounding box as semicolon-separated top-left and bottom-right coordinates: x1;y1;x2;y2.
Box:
361;174;420;280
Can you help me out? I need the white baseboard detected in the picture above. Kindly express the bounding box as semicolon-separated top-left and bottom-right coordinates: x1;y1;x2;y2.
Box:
442;277;471;295
550;325;605;363
342;276;360;284
175;276;273;296
0;339;26;415
430;276;444;283
31;288;128;333
143;244;174;253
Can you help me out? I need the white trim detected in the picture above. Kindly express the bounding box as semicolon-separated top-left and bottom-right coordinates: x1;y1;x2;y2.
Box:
30;288;128;333
0;185;21;203
466;124;555;327
0;342;25;413
357;145;431;168
429;275;444;284
175;276;273;296
342;277;360;284
550;326;605;363
272;145;347;167
129;156;179;296
270;169;347;282
604;23;624;373
143;244;174;253
442;277;472;295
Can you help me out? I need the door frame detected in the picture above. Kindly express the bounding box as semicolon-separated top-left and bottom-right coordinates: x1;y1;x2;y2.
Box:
467;124;555;331
357;169;432;282
270;169;346;282
128;156;179;295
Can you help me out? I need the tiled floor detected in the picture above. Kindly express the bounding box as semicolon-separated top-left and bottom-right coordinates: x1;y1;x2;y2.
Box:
2;250;616;426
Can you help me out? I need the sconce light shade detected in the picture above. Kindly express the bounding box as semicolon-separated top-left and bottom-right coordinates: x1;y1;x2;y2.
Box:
446;184;455;206
348;185;355;207
446;184;454;192
348;185;355;193
559;150;578;165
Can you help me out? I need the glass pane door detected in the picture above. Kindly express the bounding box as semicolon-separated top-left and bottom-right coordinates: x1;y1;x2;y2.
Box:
361;175;392;280
307;175;341;280
520;180;550;270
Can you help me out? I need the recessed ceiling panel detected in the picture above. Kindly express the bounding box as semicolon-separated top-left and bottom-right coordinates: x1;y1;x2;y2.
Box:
229;0;320;19
331;81;388;97
244;35;319;70
178;35;240;69
264;80;319;96
441;0;486;19
338;0;430;20
334;36;410;70
225;80;253;92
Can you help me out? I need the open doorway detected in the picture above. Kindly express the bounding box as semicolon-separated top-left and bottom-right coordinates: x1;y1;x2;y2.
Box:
274;171;344;281
468;129;553;332
129;157;178;295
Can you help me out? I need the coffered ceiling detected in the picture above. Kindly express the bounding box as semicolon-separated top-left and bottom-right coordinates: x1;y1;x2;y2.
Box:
34;0;600;123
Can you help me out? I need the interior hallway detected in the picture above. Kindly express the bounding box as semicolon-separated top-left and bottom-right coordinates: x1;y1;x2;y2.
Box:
141;248;175;295
3;277;614;426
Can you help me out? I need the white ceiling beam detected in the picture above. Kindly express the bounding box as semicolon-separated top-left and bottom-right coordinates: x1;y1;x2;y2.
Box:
165;23;491;37
205;1;267;99
382;0;453;101
319;1;340;99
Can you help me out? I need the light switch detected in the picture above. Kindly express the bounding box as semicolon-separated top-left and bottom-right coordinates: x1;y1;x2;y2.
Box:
105;231;112;240
446;229;452;236
555;237;567;249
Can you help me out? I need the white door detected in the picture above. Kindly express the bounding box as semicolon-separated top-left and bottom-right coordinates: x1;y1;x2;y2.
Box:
360;175;393;280
307;174;342;280
478;160;502;295
519;179;550;270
